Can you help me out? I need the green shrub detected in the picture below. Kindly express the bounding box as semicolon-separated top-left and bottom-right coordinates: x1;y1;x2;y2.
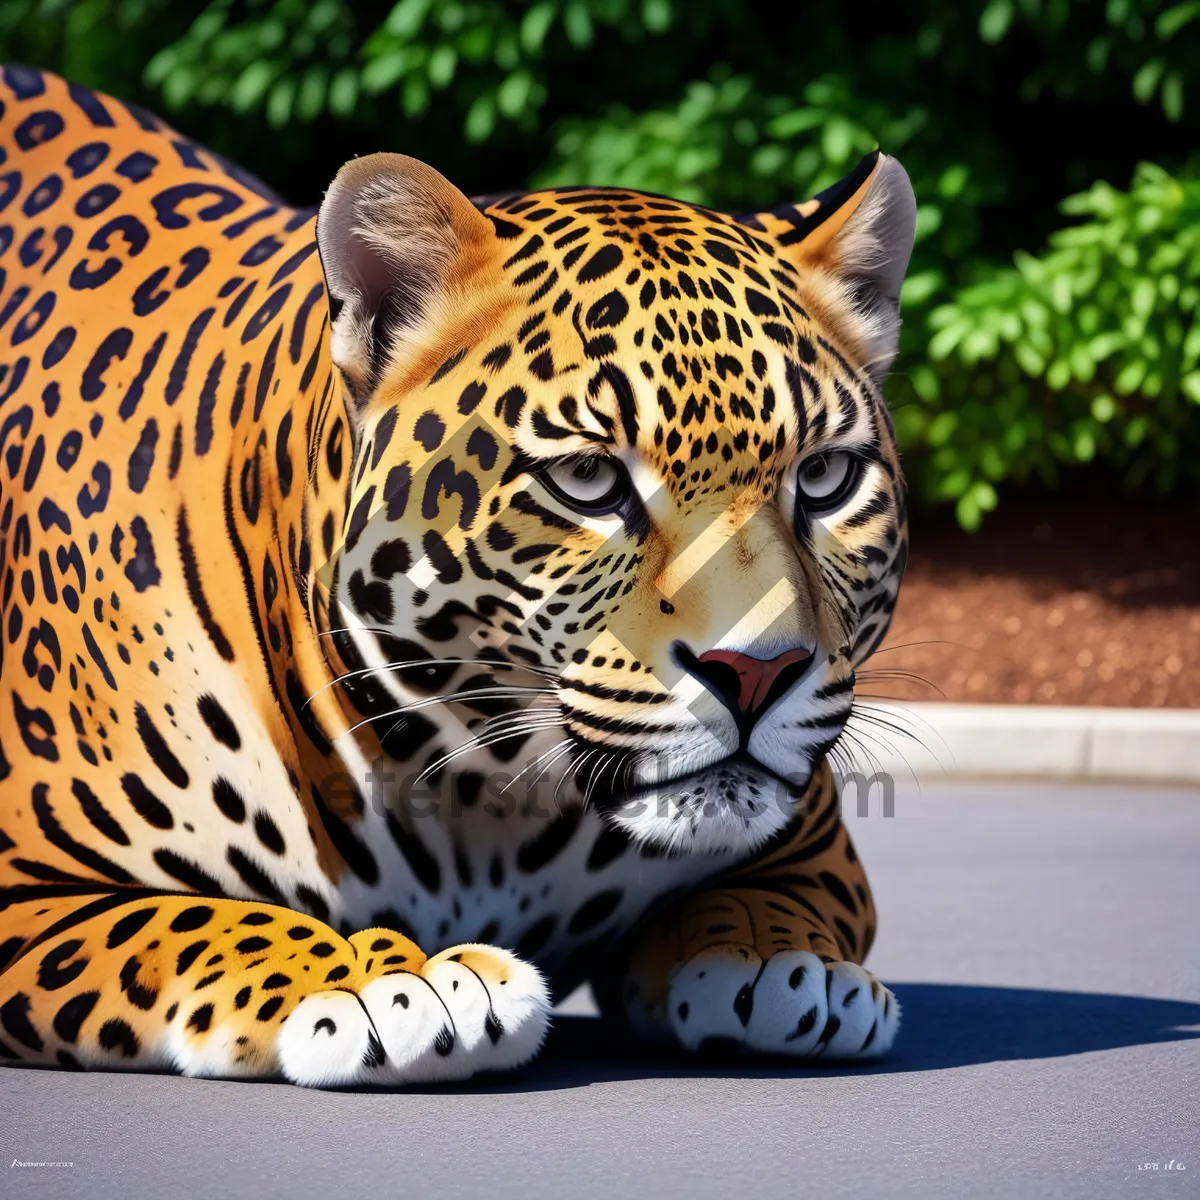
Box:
2;0;1197;526
900;164;1200;527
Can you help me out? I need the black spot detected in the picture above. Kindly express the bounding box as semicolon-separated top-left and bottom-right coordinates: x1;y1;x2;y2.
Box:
585;289;629;328
413;410;446;450
36;938;88;991
312;785;379;885
124;516;161;592
567;890;622;935
0;937;23;971
262;973;291;990
133;704;189;788
256;996;284;1022
188;1003;214;1032
516;808;582;874
577;243;623;282
0;992;42;1051
324;964;349;983
121;772;174;828
177;507;234;660
97;1017;139;1058
586;825;630;871
197;694;241;750
254;811;285;856
211;777;246;823
52;991;99;1044
71;777;130;847
227;845;286;903
235;936;271;954
385;813;442;893
153;849;222;893
119;955;159;1010
170;905;213;933
175;941;209;974
106;906;158;949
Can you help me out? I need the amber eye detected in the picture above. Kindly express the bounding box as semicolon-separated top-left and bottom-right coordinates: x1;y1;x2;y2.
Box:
538;455;630;515
793;451;861;515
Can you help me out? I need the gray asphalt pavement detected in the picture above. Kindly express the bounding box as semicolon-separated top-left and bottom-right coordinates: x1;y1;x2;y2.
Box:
4;781;1199;1200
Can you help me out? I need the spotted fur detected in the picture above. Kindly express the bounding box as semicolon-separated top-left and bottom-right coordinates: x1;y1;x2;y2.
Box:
0;68;914;1083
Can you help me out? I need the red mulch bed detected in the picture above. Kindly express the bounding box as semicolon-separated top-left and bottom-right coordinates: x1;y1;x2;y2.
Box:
872;494;1200;708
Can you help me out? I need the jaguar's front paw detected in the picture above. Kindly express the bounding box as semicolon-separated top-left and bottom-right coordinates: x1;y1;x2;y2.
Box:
664;945;899;1060
278;943;551;1087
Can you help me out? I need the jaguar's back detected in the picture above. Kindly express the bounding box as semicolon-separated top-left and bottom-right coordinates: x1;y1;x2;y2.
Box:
0;65;347;909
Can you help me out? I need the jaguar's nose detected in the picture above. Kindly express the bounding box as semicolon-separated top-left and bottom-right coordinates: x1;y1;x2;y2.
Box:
674;642;815;724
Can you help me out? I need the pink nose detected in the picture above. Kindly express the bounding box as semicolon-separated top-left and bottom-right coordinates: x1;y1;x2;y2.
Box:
696;647;814;717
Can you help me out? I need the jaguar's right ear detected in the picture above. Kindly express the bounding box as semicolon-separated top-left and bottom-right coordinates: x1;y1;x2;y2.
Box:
316;153;497;404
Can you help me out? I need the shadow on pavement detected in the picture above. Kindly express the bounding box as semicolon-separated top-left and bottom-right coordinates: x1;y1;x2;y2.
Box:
458;983;1200;1094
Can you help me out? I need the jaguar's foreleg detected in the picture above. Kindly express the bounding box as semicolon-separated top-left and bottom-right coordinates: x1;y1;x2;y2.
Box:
0;892;550;1086
607;763;900;1059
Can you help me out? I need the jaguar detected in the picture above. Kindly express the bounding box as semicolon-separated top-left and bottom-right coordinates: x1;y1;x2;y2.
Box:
0;66;914;1086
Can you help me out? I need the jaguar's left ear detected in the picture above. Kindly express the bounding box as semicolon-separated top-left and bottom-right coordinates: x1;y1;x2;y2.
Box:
316;152;498;406
735;151;916;383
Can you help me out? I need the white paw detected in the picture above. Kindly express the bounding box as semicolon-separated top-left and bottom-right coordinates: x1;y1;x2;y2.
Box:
278;991;382;1087
277;944;550;1088
819;961;899;1059
663;946;899;1060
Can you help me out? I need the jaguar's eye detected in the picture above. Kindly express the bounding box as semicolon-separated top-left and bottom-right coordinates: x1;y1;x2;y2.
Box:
793;451;860;514
538;455;630;516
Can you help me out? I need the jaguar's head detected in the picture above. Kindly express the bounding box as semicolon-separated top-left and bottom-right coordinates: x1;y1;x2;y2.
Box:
315;150;915;855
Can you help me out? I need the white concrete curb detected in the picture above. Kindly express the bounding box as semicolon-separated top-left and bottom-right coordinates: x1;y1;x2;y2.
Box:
846;702;1200;785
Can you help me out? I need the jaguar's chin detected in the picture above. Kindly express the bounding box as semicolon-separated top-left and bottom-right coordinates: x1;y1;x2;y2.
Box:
599;752;811;857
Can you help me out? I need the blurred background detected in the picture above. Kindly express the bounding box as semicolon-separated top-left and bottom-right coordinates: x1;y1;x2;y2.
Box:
3;0;1197;708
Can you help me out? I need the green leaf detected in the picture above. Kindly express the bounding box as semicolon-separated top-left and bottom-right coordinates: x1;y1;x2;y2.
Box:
1155;1;1200;38
464;92;496;142
1132;58;1165;104
266;76;295;129
428;44;458;89
1161;71;1184;121
362;51;409;94
955;491;982;531
497;69;533;118
231;61;276;113
328;68;359;118
386;0;433;39
519;2;556;55
295;67;328;123
563;0;594;47
642;0;672;33
978;0;1013;43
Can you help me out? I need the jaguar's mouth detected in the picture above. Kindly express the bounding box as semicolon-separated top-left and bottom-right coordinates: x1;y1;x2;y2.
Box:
598;750;810;809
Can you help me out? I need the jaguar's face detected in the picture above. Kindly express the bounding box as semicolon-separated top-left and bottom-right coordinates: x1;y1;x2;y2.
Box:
318;153;914;854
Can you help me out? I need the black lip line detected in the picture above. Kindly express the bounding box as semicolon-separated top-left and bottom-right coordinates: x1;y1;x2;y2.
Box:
610;751;806;802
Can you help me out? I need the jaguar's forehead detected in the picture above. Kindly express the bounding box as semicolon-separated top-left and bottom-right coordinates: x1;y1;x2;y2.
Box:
435;186;877;497
485;185;805;345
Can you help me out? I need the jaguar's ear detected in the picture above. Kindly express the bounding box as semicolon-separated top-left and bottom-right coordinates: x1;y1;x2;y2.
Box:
736;152;916;383
316;152;496;403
